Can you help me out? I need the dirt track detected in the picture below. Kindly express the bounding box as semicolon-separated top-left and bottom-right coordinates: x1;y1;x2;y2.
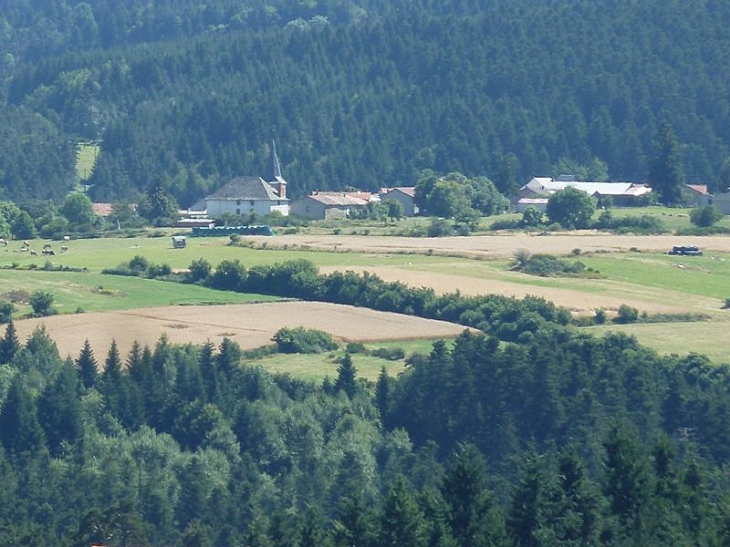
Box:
13;301;470;360
251;232;730;258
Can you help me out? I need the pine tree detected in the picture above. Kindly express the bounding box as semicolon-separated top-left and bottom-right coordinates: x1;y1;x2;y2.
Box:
334;353;357;398
0;377;46;454
507;451;545;547
602;424;648;537
102;339;122;387
441;443;506;547
379;475;427;547
75;339;98;389
37;359;83;456
0;320;20;364
375;366;390;424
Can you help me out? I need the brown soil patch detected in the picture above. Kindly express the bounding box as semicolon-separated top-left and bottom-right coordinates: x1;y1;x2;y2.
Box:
13;301;470;360
251;232;730;259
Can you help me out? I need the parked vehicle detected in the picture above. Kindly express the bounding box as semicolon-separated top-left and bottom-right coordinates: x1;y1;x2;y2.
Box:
668;245;702;256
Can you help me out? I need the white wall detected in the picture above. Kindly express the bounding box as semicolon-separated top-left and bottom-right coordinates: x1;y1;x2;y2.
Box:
207;199;289;217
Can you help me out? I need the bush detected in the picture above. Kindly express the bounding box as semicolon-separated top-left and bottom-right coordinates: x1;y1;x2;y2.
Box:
30;291;57;317
614;304;639;324
128;255;149;273
370;347;406;360
594;308;607;325
187;258;212;283
272;327;338;354
427;218;454;237
690;205;723;228
345;342;366;354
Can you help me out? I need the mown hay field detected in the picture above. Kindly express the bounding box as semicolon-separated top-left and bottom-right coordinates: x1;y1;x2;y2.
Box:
13;301;470;363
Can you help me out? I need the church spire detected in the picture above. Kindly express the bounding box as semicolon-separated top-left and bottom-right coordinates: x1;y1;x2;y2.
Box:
267;140;282;181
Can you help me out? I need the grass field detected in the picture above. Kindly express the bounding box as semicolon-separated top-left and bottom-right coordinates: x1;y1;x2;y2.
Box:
2;229;730;370
245;339;446;382
76;142;99;181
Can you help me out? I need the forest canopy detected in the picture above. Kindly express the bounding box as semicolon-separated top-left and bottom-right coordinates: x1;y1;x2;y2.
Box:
2;0;730;205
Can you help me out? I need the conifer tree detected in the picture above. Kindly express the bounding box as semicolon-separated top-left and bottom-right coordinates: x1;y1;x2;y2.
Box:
0;377;46;454
602;424;649;537
441;443;506;547
334;352;357;399
102;339;122;387
0;320;20;364
37;359;83;456
379;475;427;547
75;338;98;389
507;451;545;547
375;366;390;424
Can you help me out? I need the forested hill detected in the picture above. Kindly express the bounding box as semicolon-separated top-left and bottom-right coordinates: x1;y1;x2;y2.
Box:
2;0;730;204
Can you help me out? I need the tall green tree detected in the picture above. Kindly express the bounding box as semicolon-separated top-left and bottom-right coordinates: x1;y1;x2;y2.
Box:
379;475;427;547
60;192;97;227
602;424;649;538
1;320;20;364
648;124;685;205
37;359;83;456
440;443;506;547
0;377;46;454
76;338;98;389
334;352;357;399
546;187;596;229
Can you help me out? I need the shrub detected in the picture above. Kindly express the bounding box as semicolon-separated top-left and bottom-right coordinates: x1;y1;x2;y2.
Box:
128;255;149;273
30;291;57;317
187;258;212;283
594;308;607;325
345;342;366;354
614;304;639;324
690;205;723;228
272;327;338;354
427;218;454;237
370;347;406;360
521;207;543;227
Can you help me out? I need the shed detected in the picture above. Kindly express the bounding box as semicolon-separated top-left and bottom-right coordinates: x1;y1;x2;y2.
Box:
172;235;187;249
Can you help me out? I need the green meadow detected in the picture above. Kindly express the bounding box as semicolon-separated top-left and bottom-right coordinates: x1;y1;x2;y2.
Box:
245;339;446;382
1;231;729;367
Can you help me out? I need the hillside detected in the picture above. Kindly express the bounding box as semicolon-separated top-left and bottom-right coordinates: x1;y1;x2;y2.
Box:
1;0;730;205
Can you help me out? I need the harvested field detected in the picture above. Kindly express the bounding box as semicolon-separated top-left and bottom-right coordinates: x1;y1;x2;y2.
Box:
319;265;695;315
250;233;730;259
13;301;470;360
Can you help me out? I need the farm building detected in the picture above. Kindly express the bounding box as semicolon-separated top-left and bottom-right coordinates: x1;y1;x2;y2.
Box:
203;142;289;217
686;184;710;207
290;191;373;219
380;187;419;216
517;176;652;207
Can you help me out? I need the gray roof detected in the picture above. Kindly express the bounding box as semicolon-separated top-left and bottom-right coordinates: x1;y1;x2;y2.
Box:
207;177;286;201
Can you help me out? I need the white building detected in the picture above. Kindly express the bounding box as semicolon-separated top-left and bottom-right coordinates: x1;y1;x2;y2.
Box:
204;142;289;217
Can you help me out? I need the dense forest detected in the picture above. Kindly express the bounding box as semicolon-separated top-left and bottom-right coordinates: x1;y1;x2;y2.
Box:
2;0;730;205
2;301;730;544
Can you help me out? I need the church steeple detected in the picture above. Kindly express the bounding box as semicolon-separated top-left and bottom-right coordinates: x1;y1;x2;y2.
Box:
266;140;287;199
267;140;282;181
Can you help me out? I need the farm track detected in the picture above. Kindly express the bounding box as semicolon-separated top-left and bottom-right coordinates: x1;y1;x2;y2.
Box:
248;232;730;259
